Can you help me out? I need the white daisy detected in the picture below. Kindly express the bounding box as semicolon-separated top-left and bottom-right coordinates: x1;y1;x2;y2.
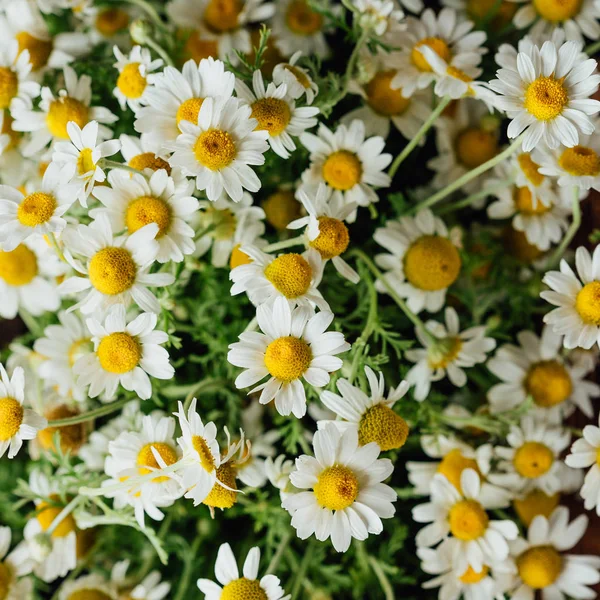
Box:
228;297;350;418
111;560;171;600
119;133;173;174
351;0;405;36
74;304;174;401
0;41;40;113
282;423;397;552
59;212;174;314
197;542;289;600
81;4;136;46
374;209;462;313
0;526;34;600
58;574;117;600
489;40;600;152
168;96;269;202
265;454;296;500
272;51;319;105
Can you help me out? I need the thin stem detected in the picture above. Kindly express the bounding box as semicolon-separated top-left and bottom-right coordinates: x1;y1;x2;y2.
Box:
586;39;600;56
437;179;514;215
267;530;293;574
144;36;174;67
47;496;81;536
48;232;66;263
48;397;134;427
173;535;202;600
19;309;43;337
124;0;168;32
262;235;306;254
549;187;581;267
101;159;145;176
183;377;230;413
388;96;451;179
368;557;394;600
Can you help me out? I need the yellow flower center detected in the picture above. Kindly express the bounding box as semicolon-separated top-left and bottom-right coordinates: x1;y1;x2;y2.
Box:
176;97;205;129
37;496;77;538
513;441;554;478
503;225;543;262
437;449;481;492
125;195;172;238
17;192;56;227
514;187;548;215
518;153;545;187
525;360;572;407
97;332;141;374
0;562;12;600
68;338;92;367
459;565;489;584
129;152;171;173
314;464;359;511
358;404;409;451
309;217;350;259
429;337;463;369
455;128;499;169
575;281;600;325
77;148;96;176
137;442;178;482
251;98;291;137
194;129;236;171
203;0;242;32
181;30;219;63
517;546;563;589
88;247;137;295
0;244;38;286
117;63;147;99
0;397;23;441
262;190;302;231
192;435;215;472
322;150;363;191
264;253;312;298
513;489;560;527
558;145;600;177
448;499;489;541
284;64;311;88
46;97;89;139
38;405;86;454
403;235;461;291
203;463;238;509
230;244;252;269
264;336;312;382
467;0;516;26
524;76;569;121
0;67;18;110
411;37;452;72
16;31;53;71
221;578;267;600
533;0;582;21
365;71;410;117
95;7;129;36
285;0;324;35
68;591;114;600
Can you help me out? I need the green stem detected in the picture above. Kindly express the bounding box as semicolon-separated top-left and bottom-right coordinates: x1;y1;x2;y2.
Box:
144;35;174;67
48;397;134;427
437;179;514;215
101;159;145;176
174;535;202;600
267;529;293;574
389;96;451;179
549;187;581;267
47;496;81;536
262;235;306;253
124;0;168;32
48;232;66;263
19;309;43;337
586;39;600;56
368;557;394;600
290;540;313;599
183;377;230;413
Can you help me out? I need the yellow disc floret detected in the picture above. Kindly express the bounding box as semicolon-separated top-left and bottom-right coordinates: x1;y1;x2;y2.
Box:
428;337;463;369
38;405;86;455
518;153;545;187
129;152;171;173
437;449;481;492
459;565;489;584
525;360;572;407
533;0;582;21
0;562;12;600
176;97;204;128
365;71;410;117
575;281;600;325
77;148;96;175
455;128;499;169
0;397;23;441
262;190;302;231
46;97;89;139
194;129;237;170
0;244;38;286
97;332;141;374
517;545;563;589
284;64;311;89
285;0;323;35
137;442;178;482
251;98;291;137
310;217;350;259
88;247;137;295
0;67;18;110
412;37;452;72
203;0;242;32
514;187;548;215
264;253;312;298
264;336;312;382
192;435;216;472
358;404;409;451
16;32;53;71
404;235;461;291
68;590;113;600
125;195;172;237
558;145;600;177
117;63;147;99
524;76;569;121
448;499;489;541
17;192;56;227
220;578;268;600
513;489;560;527
203;463;238;509
95;7;129;36
181;30;219;64
322;150;363;191
68;338;92;366
37;496;77;538
314;464;359;511
513;441;554;478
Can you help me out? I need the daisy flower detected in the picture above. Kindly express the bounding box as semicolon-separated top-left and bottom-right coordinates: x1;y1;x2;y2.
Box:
0;526;34;600
58;574;117;600
134;57;236;151
488;416;571;496
318;366;410;451
236;69;319;159
12;65;117;156
0;41;40;113
288;183;359;283
541;245;600;349
405;307;497;401
441;0;518;30
92;168;199;263
507;507;600;600
272;51;319;104
111;560;171;600
261;187;303;232
299;119;392;218
489;40;600;151
228;297;350;418
51;121;121;206
282;423;397;552
119;133;172;174
81;5;136;46
351;0;406;36
197;542;289;600
413;469;519;573
113;45;163;112
373;209;462;313
74;304;174;401
59;212;174;314
265;454;296;500
168;96;269;202
487;325;599;420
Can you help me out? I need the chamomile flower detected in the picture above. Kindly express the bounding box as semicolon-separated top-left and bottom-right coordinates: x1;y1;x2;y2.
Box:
119;134;172;174
300;119;392;218
352;0;405;36
489;40;600;151
51;121;121;206
74;304;174;401
441;0;518;30
134;57;236;151
374;209;462;313
58;574;117;600
0;526;34;600
93;168;199;263
506;149;559;208
197;542;290;600
0;41;40;113
405;307;497;401
508;507;600;600
227;297;350;418
487;326;600;420
111;560;171;600
541;245;600;349
113;45;163;112
82;5;135;46
265;454;296;500
272;51;319;104
282;423;397;552
59;213;174;314
168;96;269;202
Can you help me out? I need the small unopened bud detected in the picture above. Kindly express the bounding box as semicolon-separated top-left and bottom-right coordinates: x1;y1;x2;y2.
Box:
130;19;153;45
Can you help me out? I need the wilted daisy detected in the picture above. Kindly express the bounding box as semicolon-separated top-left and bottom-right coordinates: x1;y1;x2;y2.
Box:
74;304;174;400
508;507;600;600
228;297;350;418
58;574;117;600
168;96;269;202
197;542;289;600
272;51;319;104
282;423;397;552
0;41;40;114
413;469;519;573
374;209;462;313
487;326;599;420
489;40;600;151
59;213;174;314
119;133;173;174
0;526;33;599
236;69;319;159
